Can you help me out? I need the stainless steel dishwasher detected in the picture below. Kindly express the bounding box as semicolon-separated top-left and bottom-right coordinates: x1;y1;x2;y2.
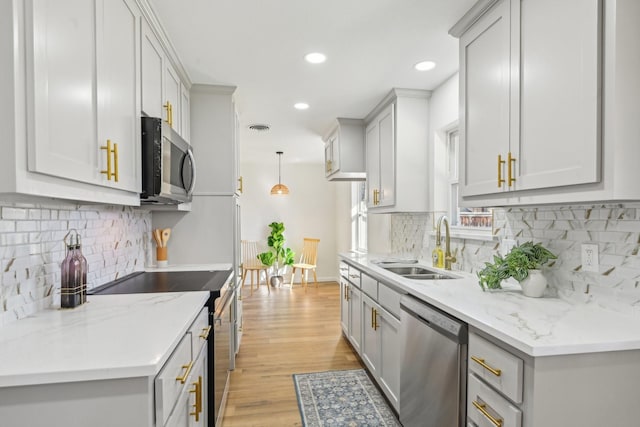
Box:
399;294;468;427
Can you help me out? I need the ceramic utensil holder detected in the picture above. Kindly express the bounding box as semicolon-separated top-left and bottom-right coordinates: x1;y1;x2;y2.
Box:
156;246;168;267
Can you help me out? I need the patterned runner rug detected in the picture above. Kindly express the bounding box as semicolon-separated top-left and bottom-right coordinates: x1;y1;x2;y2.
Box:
293;369;401;427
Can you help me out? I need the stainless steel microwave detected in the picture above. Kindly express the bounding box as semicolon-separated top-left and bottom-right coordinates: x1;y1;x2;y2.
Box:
141;117;196;204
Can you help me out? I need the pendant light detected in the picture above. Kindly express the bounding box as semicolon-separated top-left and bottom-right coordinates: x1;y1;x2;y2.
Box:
270;151;290;195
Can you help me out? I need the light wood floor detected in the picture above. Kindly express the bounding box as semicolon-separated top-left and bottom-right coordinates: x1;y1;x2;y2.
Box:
222;281;363;426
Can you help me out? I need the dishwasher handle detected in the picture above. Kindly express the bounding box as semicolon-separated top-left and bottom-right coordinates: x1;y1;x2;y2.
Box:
400;295;468;344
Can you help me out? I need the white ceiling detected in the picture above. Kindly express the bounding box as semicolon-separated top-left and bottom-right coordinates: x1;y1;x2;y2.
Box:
150;0;475;164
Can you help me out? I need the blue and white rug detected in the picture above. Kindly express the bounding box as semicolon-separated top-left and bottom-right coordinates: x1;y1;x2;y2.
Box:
293;369;401;427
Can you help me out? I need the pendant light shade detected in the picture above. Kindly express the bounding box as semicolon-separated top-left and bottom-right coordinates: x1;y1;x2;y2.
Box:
270;151;290;195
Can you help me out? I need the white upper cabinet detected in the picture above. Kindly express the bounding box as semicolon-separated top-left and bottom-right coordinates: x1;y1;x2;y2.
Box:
365;89;430;213
25;0;100;187
6;0;141;204
323;118;366;181
164;60;182;134
458;0;511;197
96;0;142;193
181;83;191;142
189;85;240;196
452;0;627;207
0;0;192;205
515;0;600;191
140;17;164;119
139;8;190;142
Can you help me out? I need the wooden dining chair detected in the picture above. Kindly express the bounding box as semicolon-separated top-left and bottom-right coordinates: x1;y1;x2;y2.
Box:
241;240;270;295
290;238;320;291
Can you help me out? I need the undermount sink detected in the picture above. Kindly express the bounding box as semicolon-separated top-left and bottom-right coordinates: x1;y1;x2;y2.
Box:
377;264;458;280
383;266;436;275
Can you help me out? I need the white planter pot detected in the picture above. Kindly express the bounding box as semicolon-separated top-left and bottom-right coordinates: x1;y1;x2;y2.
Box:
520;269;547;297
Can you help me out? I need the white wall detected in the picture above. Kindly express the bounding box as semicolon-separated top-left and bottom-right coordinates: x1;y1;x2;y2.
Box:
240;161;338;282
334;181;352;253
429;73;459;213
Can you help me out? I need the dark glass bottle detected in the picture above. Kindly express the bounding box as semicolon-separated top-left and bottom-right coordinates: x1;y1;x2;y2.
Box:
61;235;81;308
76;236;88;303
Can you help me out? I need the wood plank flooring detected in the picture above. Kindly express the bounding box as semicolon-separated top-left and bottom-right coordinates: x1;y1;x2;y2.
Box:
222;282;363;426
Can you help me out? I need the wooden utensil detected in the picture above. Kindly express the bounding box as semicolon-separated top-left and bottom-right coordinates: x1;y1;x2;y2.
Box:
154;229;163;247
162;228;171;247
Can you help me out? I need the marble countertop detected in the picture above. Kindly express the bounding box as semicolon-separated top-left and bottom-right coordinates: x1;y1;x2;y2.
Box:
340;253;640;357
0;292;209;387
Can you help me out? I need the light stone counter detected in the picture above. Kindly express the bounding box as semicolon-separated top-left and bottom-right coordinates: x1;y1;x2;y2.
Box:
340;252;640;357
0;291;209;387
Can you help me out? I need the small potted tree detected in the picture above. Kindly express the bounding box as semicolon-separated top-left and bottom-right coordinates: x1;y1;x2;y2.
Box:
257;222;295;286
477;241;557;297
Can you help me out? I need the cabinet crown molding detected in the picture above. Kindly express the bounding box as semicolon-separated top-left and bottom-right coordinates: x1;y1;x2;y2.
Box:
365;88;431;124
449;0;501;38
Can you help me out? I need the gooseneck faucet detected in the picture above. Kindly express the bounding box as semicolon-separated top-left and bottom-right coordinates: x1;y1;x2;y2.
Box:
436;215;457;270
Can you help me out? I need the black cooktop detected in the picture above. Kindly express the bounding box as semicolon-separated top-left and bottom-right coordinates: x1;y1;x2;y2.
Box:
89;270;233;299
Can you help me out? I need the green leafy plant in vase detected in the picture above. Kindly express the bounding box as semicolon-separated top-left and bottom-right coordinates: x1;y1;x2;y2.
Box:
477;241;557;297
257;222;295;286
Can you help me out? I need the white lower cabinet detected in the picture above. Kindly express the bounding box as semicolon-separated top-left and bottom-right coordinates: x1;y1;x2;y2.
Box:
165;348;207;427
339;262;402;412
340;277;362;353
0;305;209;427
361;293;401;411
468;329;640;427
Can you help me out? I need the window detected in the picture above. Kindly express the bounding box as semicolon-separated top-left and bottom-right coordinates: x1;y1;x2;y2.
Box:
352;182;367;252
447;129;492;230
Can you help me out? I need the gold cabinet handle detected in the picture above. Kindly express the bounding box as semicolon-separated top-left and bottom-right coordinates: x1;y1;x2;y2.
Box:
471;356;502;376
327;159;332;173
199;325;212;340
164;102;173;127
189;375;202;421
472;400;503;427
176;360;194;384
508;151;516;187
373;308;379;330
370;306;375;329
373;189;379;205
112;142;119;182
237;176;243;193
101;140;114;180
497;154;505;188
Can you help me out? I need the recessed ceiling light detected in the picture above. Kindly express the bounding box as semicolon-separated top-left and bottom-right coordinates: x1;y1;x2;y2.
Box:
294;103;309;110
414;60;436;71
304;52;326;64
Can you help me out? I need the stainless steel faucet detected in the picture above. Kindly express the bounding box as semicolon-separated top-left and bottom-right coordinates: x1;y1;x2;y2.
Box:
436;215;457;270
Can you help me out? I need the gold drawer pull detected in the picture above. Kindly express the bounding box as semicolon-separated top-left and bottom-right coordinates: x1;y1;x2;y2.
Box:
508;151;516;187
189;375;202;421
199;325;212;340
472;400;503;427
176;360;194;384
471;356;502;376
497;154;505;187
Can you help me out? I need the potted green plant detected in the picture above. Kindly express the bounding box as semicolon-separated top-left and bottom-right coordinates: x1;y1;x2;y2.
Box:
257;222;295;286
477;241;557;297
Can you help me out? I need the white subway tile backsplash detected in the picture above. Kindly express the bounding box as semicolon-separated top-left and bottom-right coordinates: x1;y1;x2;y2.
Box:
0;201;150;326
2;207;28;220
390;203;640;307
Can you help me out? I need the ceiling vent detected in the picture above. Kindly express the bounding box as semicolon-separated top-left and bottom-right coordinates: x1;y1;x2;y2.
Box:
248;124;270;132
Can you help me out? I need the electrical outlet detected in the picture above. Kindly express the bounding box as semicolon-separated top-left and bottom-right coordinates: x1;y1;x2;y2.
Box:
581;244;599;272
501;239;516;256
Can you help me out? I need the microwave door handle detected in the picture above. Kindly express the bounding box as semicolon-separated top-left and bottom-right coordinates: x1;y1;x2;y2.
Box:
186;148;197;196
